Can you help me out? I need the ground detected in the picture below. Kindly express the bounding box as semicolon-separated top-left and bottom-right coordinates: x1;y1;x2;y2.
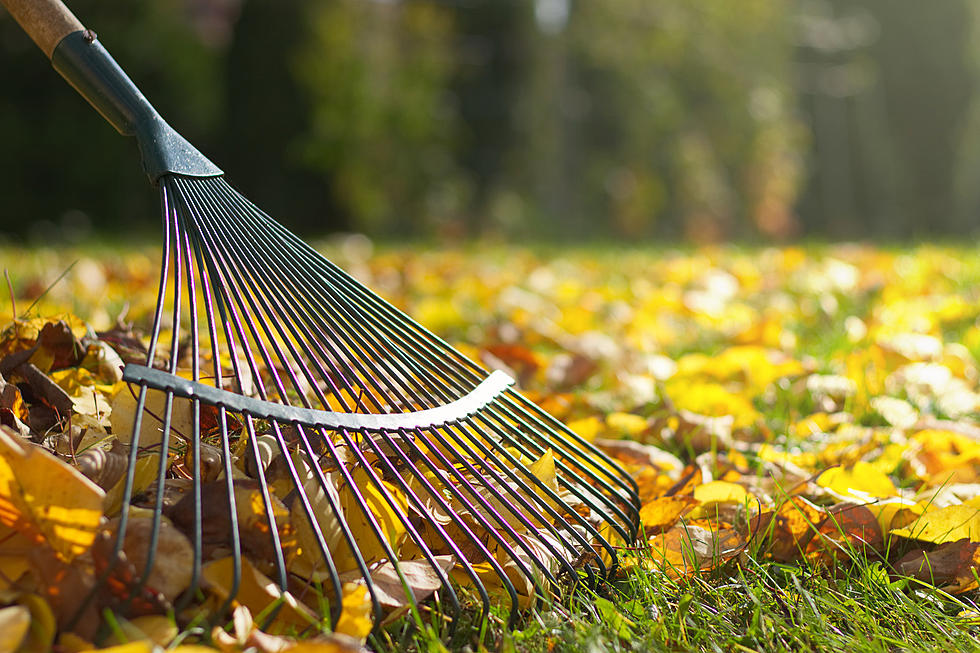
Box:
2;240;980;652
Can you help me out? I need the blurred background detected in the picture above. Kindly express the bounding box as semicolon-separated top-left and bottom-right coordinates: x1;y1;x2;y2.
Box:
1;0;978;243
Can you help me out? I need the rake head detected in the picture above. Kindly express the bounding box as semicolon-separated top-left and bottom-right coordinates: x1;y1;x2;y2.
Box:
101;174;641;632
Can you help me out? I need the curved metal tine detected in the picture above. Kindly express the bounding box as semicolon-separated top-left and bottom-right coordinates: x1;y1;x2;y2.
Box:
204;184;478;402
415;418;576;584
509;392;640;497
178;194;311;615
395;421;557;606
193;190;406;416
294;423;461;632
184;179;401;419
277;245;634;511
480;400;637;552
367;425;522;628
481;392;639;520
339;425;485;630
500;394;640;537
204;183;449;415
262;238;638;510
128;185;186;600
175;180;250;620
172;204;205;613
179;182;390;624
240;416;294;631
450;412;606;580
67;180;181;630
203;186;616;588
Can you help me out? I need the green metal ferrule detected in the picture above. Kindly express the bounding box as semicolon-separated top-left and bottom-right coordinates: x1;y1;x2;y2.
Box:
50;30;222;184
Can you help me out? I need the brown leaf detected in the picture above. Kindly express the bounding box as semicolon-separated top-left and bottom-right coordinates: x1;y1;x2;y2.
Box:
752;496;825;562
14;363;73;422
895;538;980;593
106;516;195;602
806;503;884;564
167;480;294;572
30;321;83;372
340;555;455;609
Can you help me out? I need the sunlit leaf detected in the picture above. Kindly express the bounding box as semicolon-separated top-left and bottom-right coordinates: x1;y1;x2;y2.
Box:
0;427;104;561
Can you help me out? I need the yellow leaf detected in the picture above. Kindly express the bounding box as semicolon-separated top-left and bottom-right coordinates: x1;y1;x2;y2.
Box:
0;427;104;561
891;504;980;544
105;615;177;648
91;644;155;653
817;462;898;501
869;498;923;534
566;416;602;442
527;448;559;499
202;555;318;633
102;454;160;517
0;605;30;653
605;413;648;438
335;583;373;642
693;481;750;506
638;496;697;533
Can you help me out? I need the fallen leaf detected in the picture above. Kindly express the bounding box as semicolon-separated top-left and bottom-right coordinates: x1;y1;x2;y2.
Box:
335;583;373;642
891;504;980;544
895;538;980;593
202;556;318;634
0;605;30;653
0;426;104;561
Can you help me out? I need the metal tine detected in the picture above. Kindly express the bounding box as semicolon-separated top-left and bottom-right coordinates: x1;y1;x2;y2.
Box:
71;182;179;631
119;183;185;606
178;183;398;624
410;418;578;583
483;398;638;547
173;209;205;613
187;182;620;584
209;188;634;532
361;425;522;626
469;409;621;578
451;412;606;579
241;415;293;630
384;420;558;597
188;186;413;417
364;423;533;626
268;236;639;506
183;178;405;419
194;179;449;418
341;425;495;625
294;422;469;631
499;393;640;537
171;182;262;619
176;178;254;617
173;181;302;619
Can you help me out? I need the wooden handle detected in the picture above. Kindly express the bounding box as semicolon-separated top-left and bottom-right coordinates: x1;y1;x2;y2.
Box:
1;0;84;58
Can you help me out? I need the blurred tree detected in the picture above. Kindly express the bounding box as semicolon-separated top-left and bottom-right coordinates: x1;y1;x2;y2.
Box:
220;0;343;234
796;0;978;238
294;0;462;237
448;0;537;236
509;0;803;241
0;1;222;240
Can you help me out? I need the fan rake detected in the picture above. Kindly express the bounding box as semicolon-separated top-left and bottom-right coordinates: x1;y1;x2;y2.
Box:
2;0;641;636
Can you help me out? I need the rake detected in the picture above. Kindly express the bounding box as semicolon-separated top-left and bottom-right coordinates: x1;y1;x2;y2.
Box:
2;0;640;635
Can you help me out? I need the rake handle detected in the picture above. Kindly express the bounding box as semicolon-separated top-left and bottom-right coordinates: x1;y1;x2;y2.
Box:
1;0;84;58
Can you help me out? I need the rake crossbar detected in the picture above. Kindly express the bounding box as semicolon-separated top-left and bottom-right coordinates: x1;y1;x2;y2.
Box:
124;364;515;431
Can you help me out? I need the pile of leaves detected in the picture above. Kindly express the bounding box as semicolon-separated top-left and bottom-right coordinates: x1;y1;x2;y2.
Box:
3;242;980;650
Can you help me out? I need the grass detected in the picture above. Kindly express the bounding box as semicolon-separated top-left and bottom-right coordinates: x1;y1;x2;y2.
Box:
6;240;980;651
387;555;980;652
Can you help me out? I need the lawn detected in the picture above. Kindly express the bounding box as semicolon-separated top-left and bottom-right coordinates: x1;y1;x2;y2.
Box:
3;240;980;652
